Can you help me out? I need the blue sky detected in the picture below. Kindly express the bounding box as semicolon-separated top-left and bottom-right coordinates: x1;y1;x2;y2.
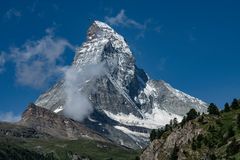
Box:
0;0;240;121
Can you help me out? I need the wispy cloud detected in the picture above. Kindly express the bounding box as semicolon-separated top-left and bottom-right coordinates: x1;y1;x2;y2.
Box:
29;0;39;13
0;112;21;123
105;9;162;39
105;9;146;30
0;29;74;89
4;8;22;19
154;26;163;33
0;54;6;73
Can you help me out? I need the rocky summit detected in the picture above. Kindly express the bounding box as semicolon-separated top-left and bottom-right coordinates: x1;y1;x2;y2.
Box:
34;21;208;149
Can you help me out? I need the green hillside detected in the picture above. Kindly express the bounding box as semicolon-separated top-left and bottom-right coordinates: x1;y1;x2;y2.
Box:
0;130;139;160
145;99;240;160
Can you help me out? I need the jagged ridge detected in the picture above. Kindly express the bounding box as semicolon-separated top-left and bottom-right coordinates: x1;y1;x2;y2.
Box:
35;20;208;149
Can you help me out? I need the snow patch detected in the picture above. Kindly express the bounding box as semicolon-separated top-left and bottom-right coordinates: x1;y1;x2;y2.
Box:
114;126;149;138
104;108;182;129
88;116;97;122
144;83;156;96
54;106;63;113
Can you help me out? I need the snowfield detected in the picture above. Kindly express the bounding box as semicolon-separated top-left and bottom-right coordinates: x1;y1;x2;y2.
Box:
104;108;183;129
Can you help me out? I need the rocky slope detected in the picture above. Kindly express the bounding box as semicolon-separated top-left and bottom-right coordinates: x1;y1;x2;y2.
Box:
35;20;208;149
140;121;204;160
140;100;240;160
18;103;109;143
0;121;50;139
0;120;138;160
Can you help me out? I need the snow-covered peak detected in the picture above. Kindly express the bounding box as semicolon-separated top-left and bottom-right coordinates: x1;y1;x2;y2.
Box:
136;80;208;115
87;21;114;40
161;81;206;105
73;20;136;88
94;20;112;29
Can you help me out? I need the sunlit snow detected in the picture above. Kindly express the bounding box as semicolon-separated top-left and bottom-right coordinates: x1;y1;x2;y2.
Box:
104;108;182;129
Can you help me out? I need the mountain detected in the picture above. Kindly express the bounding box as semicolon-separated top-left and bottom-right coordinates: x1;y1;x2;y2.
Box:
34;20;208;149
18;103;109;142
140;99;240;160
0;119;139;160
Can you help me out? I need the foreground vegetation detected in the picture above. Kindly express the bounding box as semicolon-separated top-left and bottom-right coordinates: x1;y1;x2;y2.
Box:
149;98;240;160
1;99;240;160
0;135;139;160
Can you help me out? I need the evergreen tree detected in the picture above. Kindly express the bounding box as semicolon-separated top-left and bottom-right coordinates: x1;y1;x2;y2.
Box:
237;113;240;128
186;108;198;121
224;103;230;112
209;154;217;160
208;103;220;115
150;129;156;141
226;138;239;156
156;129;164;139
173;118;178;127
135;156;140;160
198;115;204;123
208;125;217;133
181;116;186;127
191;139;197;150
170;119;173;126
165;124;171;131
231;98;239;109
227;125;235;138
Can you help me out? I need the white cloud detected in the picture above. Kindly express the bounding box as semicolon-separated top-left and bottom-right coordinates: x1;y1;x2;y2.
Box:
63;63;106;121
4;8;22;19
2;29;74;88
105;9;146;30
0;112;21;123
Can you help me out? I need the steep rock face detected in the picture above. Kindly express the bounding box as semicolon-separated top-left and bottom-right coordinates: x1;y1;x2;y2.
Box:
19;103;109;142
35;21;208;149
140;121;204;160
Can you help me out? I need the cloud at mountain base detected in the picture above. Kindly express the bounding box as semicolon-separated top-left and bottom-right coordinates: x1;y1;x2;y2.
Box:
0;112;21;123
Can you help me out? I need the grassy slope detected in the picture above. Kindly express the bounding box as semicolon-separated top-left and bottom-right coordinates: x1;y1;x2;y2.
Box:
179;108;240;159
0;137;139;160
209;109;240;159
148;107;240;160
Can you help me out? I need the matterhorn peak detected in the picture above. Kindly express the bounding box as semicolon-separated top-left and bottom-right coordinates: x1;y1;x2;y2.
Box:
87;20;116;40
93;20;112;29
35;20;208;149
73;20;136;89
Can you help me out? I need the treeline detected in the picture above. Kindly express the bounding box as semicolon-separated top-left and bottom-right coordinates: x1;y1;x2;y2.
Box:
190;98;240;159
0;142;55;160
150;98;240;142
150;117;178;141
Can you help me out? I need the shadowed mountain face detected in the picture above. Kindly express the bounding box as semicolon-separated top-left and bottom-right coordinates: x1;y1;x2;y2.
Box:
34;21;208;149
18;103;109;143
